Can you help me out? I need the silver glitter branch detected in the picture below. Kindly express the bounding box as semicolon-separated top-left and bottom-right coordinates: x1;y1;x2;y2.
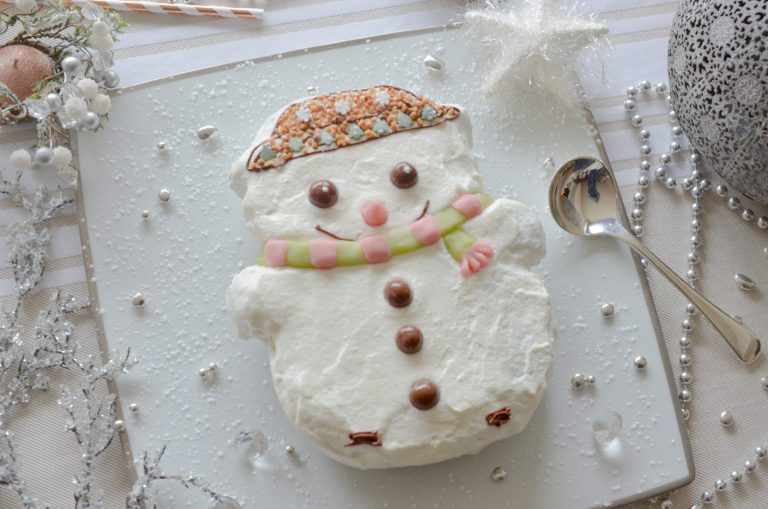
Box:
126;446;233;509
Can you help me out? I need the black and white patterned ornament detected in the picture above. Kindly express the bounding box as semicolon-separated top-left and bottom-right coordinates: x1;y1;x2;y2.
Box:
668;0;768;204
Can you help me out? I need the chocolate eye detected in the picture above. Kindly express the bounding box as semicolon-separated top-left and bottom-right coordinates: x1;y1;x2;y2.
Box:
390;162;418;189
308;180;338;208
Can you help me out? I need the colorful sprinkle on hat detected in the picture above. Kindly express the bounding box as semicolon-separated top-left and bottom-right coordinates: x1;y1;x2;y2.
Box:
246;85;460;172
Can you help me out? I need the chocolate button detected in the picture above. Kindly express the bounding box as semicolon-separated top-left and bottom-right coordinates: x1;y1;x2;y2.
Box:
395;325;423;354
308;180;338;208
384;279;412;308
390;162;418;189
409;379;439;410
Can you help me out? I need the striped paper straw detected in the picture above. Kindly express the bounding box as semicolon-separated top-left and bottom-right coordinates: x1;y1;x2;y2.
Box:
70;0;264;19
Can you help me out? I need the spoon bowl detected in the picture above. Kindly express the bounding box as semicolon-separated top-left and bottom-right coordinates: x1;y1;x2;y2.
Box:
549;157;760;364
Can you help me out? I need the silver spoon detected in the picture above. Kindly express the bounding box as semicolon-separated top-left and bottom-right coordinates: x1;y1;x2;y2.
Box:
549;157;760;364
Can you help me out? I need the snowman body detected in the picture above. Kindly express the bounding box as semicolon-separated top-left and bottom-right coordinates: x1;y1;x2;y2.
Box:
227;87;555;469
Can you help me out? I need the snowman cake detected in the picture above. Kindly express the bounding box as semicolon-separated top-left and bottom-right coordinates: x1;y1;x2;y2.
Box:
227;86;555;469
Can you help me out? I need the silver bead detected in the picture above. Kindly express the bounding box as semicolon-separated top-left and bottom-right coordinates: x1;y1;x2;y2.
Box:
691;504;701;509
686;303;697;315
585;375;596;385
131;293;145;307
141;210;150;220
715;479;727;491
624;99;637;110
640;143;651;154
687;252;699;265
691;219;701;232
423;55;444;71
672;125;683;136
665;177;677;189
114;419;125;432
742;208;755;221
682;407;690;420
631;115;643;127
682;319;694;332
655;167;667;179
669;109;677;119
638;175;649;188
633;356;647;370
660;499;673;509
640;80;651;90
745;460;756;473
728;196;741;209
634;192;646;204
701;491;714;504
716;184;729;197
679;389;692;402
670;140;681;152
665;94;673;106
83;111;100;130
762;377;768;389
631;208;644;220
632;224;644;237
61;56;82;75
199;368;208;377
691;168;703;180
570;373;586;389
197;125;218;140
34;147;54;166
690;235;702;248
757;217;768;229
720;411;734;427
679;371;692;385
691;186;703;198
640;160;651;171
103;70;120;88
756;446;767;459
639;129;650;140
691;202;702;215
158;189;171;202
129;403;139;413
686;269;698;281
626;86;638;97
490;466;507;481
690;153;701;164
285;444;295;454
44;92;63;113
682;177;694;190
735;273;756;291
157;141;167;150
680;336;691;349
600;303;615;317
656;82;668;93
660;153;672;164
731;470;742;483
680;352;692;366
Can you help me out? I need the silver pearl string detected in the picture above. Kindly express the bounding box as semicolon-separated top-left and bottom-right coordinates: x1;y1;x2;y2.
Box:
626;80;767;508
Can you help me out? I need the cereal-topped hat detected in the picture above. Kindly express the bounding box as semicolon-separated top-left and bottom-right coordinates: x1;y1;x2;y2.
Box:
246;85;460;172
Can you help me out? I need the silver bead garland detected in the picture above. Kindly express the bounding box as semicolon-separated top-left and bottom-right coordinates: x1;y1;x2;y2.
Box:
627;80;768;509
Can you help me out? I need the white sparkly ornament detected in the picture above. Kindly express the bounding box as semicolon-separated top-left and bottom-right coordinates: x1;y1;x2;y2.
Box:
52;146;73;169
64;96;88;121
77;78;99;100
90;94;111;115
10;149;32;170
464;0;607;108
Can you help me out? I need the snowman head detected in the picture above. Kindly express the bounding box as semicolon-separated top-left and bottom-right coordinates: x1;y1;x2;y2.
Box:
231;86;483;241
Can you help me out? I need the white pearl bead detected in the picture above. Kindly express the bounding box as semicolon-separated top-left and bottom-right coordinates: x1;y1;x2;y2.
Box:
158;189;171;202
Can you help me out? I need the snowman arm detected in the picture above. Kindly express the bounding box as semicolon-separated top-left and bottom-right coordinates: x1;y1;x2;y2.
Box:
458;198;546;269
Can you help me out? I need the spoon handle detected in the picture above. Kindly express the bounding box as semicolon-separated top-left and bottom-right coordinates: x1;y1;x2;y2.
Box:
617;230;761;364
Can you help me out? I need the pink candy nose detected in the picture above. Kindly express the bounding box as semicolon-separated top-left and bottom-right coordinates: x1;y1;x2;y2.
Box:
362;200;388;227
